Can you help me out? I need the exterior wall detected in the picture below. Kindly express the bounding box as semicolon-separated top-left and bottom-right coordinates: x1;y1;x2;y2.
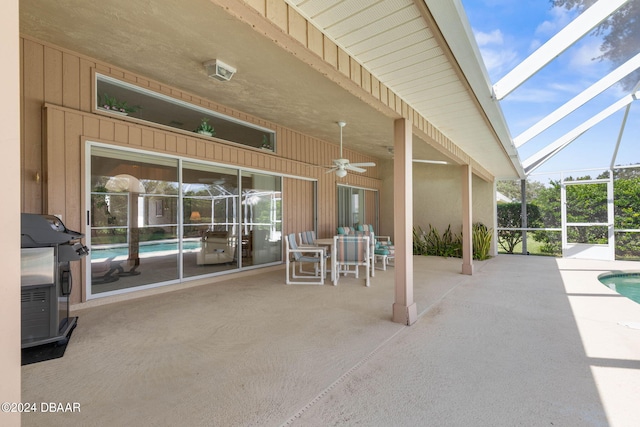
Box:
1;0;21;422
413;164;464;234
379;157;497;248
22;36;382;303
472;175;495;230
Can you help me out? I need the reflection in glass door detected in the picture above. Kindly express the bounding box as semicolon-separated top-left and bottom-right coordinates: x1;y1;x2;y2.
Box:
89;146;179;296
88;144;283;298
182;162;239;277
240;171;282;266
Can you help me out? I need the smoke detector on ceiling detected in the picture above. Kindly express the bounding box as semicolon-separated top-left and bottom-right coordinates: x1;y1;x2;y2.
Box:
203;59;236;82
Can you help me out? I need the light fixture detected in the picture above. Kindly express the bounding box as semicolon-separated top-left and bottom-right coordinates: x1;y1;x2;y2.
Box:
387;147;448;165
335;168;347;178
203;59;236;82
412;159;449;165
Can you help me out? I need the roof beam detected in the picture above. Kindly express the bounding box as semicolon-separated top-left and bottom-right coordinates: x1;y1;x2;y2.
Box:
610;79;640;168
523;92;637;174
492;0;630;100
609;104;631;169
514;52;640;147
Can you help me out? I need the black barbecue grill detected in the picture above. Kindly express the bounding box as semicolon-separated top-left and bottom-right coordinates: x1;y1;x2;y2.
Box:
20;213;89;348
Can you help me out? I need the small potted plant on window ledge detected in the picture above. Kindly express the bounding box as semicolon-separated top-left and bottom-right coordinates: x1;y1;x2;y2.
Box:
260;135;272;150
195;118;215;137
98;93;141;115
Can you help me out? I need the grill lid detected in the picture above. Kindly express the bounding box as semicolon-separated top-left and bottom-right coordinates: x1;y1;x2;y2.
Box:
21;213;84;248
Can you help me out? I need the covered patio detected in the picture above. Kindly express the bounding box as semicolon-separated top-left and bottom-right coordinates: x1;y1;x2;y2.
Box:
21;255;640;426
3;1;639;424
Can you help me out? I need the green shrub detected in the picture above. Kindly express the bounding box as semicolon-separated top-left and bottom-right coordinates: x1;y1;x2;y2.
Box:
414;223;492;260
413;224;461;258
472;222;492;260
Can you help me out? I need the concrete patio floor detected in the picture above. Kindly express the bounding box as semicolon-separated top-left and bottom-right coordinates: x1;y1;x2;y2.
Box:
21;255;640;426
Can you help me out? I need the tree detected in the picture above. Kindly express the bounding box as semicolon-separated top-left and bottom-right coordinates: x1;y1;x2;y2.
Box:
497;179;546;202
497;202;542;253
613;174;640;258
531;180;562;254
552;0;640;91
530;172;640;258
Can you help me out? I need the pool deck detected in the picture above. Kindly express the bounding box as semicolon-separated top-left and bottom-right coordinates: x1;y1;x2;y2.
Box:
20;255;640;426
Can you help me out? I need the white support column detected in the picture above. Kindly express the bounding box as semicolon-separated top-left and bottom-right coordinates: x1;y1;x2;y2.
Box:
0;0;22;424
392;118;417;325
461;165;473;275
491;179;499;257
607;170;615;261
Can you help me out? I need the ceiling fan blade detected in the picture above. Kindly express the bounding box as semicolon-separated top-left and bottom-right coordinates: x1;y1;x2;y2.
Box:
345;164;366;173
350;162;376;167
325;167;338;174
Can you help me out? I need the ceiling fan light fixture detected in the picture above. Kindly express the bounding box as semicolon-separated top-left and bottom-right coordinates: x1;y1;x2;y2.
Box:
326;121;375;177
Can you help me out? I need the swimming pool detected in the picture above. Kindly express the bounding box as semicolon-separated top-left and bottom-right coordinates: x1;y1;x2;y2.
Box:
91;240;201;261
598;272;640;304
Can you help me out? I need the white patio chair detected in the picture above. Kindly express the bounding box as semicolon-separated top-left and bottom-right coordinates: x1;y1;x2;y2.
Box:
332;235;370;287
285;233;327;285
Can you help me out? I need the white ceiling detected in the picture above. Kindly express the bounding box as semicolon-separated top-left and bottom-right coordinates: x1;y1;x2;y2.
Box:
19;0;523;179
285;0;523;179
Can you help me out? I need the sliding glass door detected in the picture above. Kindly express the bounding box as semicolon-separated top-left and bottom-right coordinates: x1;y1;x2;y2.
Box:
88;144;282;298
337;185;365;227
89;146;179;295
337;185;379;229
240;171;282;266
182;162;240;277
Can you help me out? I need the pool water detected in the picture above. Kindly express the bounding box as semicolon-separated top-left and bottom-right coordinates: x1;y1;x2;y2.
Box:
91;240;201;261
598;272;640;304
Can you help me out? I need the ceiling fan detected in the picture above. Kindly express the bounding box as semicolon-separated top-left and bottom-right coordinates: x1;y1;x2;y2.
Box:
326;121;376;178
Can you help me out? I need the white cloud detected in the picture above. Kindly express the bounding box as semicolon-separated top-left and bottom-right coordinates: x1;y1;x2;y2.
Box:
568;38;603;69
472;29;519;80
535;6;573;38
474;29;504;46
504;87;562;103
478;46;519;81
528;39;542;52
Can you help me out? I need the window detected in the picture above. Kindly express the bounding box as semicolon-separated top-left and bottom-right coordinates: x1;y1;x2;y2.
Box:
95;74;276;151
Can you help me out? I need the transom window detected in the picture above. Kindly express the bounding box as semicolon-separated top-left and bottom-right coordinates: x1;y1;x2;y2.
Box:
95;74;276;151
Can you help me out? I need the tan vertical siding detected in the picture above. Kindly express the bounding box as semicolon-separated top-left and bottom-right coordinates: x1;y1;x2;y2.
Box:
25;34;382;302
22;38;45;213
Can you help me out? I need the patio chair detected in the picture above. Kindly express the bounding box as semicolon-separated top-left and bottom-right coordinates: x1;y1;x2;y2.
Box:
357;224;394;270
285;233;327;285
351;230;377;277
336;226;354;235
298;230;317;247
332;235;370;287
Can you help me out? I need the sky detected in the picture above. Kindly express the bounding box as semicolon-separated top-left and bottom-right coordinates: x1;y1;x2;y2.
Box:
460;0;639;183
